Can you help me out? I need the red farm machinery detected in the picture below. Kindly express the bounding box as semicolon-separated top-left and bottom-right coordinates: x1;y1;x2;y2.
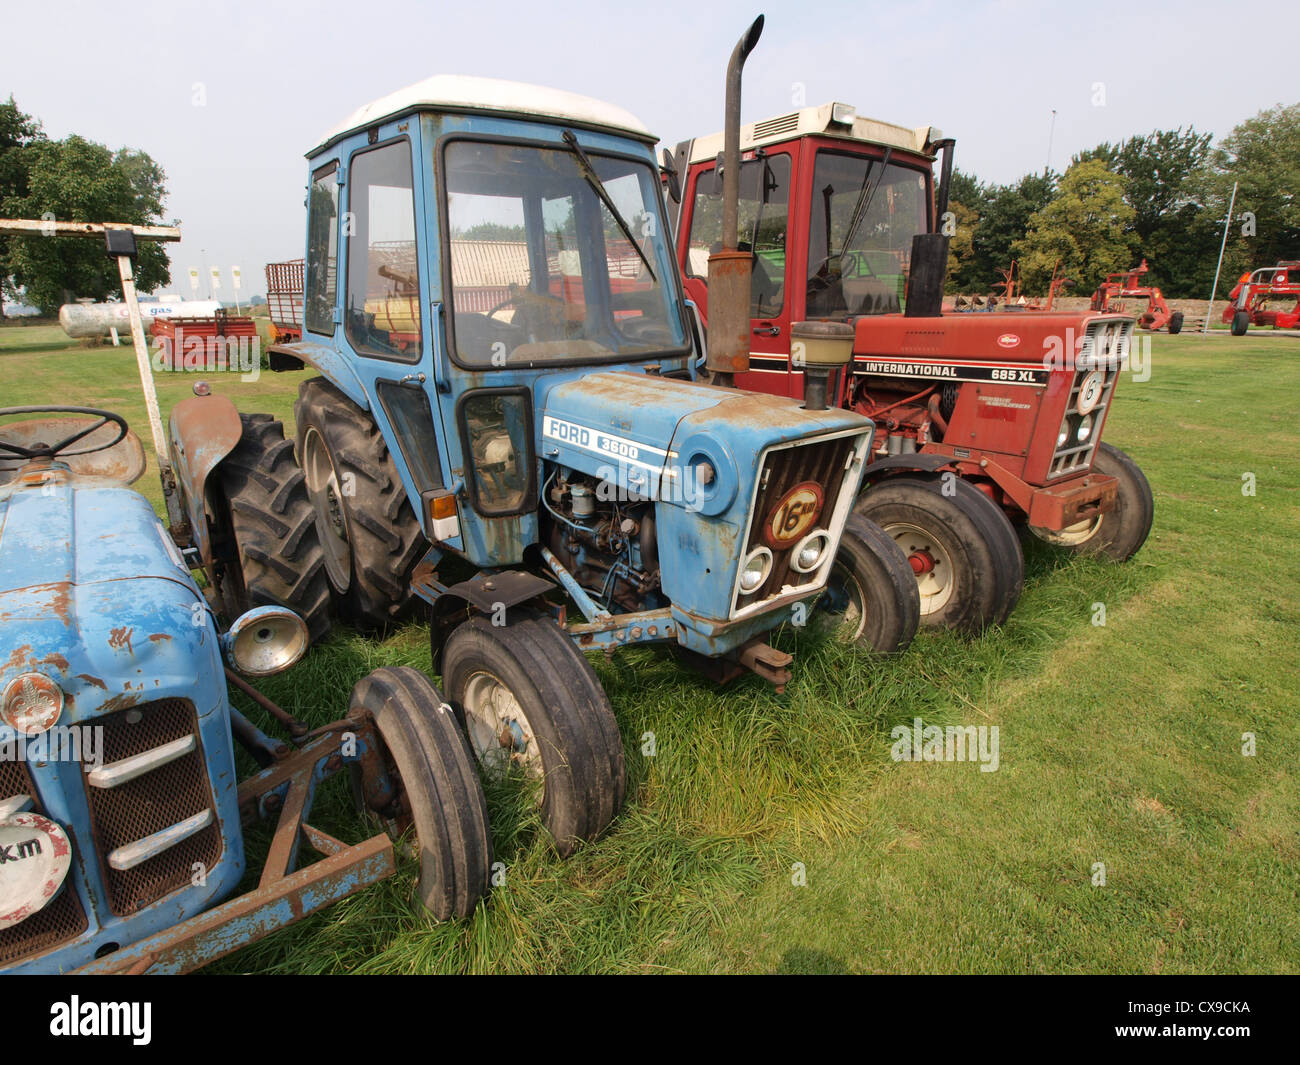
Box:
1089;260;1183;333
1222;261;1300;334
665;100;1154;634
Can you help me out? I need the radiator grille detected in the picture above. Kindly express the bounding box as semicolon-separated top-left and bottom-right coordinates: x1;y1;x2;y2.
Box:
735;434;859;614
0;758;88;966
87;699;222;916
1048;319;1130;479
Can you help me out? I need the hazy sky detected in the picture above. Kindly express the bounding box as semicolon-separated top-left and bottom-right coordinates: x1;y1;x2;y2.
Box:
4;0;1293;298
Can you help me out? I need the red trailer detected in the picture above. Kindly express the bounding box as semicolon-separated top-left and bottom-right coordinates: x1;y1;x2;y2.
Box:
265;259;304;343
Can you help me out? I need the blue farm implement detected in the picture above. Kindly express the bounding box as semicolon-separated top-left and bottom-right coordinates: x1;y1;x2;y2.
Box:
0;220;491;973
256;16;918;856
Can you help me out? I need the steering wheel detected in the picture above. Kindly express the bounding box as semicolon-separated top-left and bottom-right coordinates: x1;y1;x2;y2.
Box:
809;249;871;281
0;406;129;460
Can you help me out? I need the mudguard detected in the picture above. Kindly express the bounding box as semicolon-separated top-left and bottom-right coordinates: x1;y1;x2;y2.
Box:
428;570;556;668
168;392;244;570
266;339;370;411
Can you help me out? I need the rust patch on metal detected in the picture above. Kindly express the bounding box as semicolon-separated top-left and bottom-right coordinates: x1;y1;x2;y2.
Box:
4;644;34;671
77;673;107;690
40;653;69;672
97;692;142;714
148;633;172;644
108;626;134;654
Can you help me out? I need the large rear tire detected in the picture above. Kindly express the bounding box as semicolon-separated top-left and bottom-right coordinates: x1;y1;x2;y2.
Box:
217;413;332;643
441;612;625;857
813;513;919;654
295;377;426;632
855;475;1024;634
1029;442;1153;562
349;667;492;920
1167;311;1184;334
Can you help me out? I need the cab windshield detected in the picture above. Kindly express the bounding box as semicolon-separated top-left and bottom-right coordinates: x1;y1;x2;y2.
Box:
443;139;687;367
805;150;929;319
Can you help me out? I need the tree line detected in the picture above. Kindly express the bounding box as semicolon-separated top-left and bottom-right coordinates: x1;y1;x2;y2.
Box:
945;103;1300;299
0;97;171;316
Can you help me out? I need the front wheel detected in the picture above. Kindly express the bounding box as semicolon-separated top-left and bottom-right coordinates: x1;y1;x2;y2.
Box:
1167;311;1184;334
812;513;919;654
854;475;1024;634
349;667;492;920
441;612;625;857
1029;442;1153;561
1231;310;1250;336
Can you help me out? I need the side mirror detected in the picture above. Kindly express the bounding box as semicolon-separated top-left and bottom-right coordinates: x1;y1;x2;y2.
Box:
660;148;681;205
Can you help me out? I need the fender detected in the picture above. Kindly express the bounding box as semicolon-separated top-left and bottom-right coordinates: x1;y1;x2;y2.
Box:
861;452;954;486
169;392;245;571
267;338;371;411
427;570;557;668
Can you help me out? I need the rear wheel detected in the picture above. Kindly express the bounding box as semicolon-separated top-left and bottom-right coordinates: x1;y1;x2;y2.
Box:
1167;311;1184;334
349;667;491;920
217;414;331;642
855;475;1024;634
813;513;919;654
1232;310;1250;336
441;612;625;857
1029;442;1152;561
295;377;426;632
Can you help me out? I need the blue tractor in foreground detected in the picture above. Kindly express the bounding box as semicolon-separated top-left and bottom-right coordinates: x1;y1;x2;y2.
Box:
0;222;492;973
257;19;918;856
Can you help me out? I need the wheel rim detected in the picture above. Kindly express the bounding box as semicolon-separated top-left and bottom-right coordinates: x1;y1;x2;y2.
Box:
884;521;955;616
301;427;352;592
461;671;543;783
1029;515;1104;547
814;555;868;641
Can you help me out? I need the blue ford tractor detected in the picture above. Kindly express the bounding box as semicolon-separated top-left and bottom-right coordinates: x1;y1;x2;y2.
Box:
0;223;492;974
258;18;919;855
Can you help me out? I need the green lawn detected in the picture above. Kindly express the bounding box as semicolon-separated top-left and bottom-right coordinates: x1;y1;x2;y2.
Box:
2;324;1297;973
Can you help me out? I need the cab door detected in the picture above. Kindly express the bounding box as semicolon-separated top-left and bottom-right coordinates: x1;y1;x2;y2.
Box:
679;151;798;397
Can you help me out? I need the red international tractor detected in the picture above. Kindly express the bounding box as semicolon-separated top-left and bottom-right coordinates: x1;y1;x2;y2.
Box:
1221;261;1300;335
1090;260;1183;333
665;101;1153;634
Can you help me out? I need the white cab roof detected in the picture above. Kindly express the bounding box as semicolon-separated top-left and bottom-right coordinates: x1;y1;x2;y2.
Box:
312;75;656;154
686;103;937;164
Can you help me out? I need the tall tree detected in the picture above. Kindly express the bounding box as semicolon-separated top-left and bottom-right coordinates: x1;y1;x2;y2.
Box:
1013;159;1135;291
1196;103;1300;295
2;134;171;312
959;171;1056;292
1074;127;1215;296
0;97;45;316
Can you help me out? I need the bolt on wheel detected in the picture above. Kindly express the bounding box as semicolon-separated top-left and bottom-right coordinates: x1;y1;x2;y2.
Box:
460;671;543;782
885;520;956;616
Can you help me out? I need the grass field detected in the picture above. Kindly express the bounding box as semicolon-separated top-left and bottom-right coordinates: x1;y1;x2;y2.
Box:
2;323;1297;974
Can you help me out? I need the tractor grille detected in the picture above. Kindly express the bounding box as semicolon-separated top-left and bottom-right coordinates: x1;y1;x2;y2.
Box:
1047;318;1130;479
0;758;89;966
733;431;865;616
86;699;222;916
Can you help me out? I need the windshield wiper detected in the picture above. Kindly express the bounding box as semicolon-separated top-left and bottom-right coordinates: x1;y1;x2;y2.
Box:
841;147;892;263
561;129;656;282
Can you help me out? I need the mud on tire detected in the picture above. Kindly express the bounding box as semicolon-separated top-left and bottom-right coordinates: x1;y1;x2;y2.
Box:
217;413;332;642
295;377;426;632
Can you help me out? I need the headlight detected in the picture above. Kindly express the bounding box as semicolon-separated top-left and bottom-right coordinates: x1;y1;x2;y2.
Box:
739;547;773;593
222;606;309;676
1077;370;1105;414
791;529;831;574
1057;423;1070;448
1076;413;1094;443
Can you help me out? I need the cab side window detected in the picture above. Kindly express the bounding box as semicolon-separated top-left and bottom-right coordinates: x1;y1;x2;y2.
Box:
345;140;423;360
305;163;338;336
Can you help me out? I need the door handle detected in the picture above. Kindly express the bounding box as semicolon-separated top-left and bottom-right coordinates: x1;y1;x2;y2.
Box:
752;325;780;337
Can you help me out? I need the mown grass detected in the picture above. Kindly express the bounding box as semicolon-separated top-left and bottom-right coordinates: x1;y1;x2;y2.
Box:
2;324;1297;973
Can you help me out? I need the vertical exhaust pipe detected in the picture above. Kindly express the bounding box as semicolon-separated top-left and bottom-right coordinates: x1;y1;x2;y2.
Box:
706;13;764;387
906;137;957;319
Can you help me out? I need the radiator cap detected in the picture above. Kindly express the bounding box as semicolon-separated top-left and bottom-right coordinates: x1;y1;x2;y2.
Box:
0;812;72;930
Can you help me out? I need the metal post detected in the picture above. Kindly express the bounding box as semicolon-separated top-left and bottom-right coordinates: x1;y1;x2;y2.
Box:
1203;181;1238;336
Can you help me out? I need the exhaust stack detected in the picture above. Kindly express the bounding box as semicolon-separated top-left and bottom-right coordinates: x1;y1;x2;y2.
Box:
706;14;764;387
